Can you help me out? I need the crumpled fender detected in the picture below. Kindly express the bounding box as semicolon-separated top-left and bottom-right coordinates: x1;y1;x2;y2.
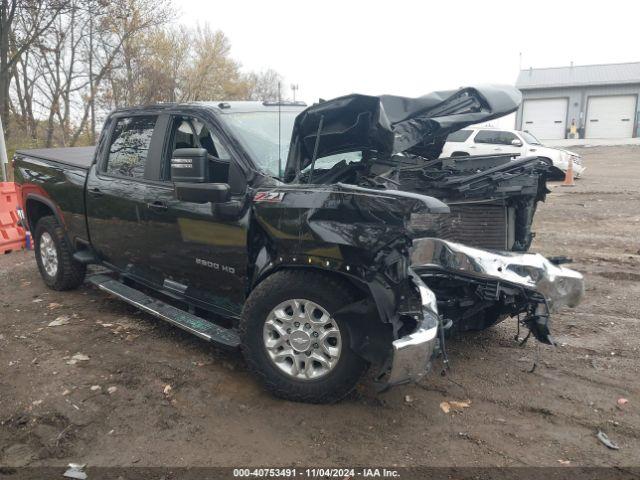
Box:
248;184;449;331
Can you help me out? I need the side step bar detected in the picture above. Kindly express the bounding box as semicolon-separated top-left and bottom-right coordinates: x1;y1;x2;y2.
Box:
88;274;240;348
73;249;99;264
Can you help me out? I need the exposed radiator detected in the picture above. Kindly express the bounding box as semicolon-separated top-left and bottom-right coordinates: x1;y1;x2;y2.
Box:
411;202;514;251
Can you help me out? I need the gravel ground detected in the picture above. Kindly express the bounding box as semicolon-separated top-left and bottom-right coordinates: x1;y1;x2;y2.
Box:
0;145;639;468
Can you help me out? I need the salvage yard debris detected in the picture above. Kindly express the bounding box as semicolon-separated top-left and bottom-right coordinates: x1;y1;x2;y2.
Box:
63;463;87;480
66;353;90;365
440;400;471;414
596;430;620;450
48;315;70;327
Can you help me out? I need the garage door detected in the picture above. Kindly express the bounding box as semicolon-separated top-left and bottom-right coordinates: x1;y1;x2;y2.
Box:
586;95;637;138
521;98;568;140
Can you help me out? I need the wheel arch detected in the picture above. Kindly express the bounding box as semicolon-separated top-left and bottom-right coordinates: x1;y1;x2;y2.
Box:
249;264;396;366
252;263;370;304
24;194;63;233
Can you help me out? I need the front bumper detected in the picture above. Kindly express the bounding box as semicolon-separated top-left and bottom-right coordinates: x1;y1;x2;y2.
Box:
382;239;584;388
411;238;584;311
385;273;440;386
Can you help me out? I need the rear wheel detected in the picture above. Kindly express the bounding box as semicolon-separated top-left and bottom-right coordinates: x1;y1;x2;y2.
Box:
240;270;369;403
34;216;86;291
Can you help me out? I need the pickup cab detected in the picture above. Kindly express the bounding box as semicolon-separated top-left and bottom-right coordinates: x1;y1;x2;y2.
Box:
13;86;584;403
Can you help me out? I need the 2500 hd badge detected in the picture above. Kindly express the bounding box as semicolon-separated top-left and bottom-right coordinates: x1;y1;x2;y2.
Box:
196;257;236;274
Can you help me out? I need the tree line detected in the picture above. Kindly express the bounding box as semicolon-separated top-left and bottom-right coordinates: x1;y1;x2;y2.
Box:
0;0;285;154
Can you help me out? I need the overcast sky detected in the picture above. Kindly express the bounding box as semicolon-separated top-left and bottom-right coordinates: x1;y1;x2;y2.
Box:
179;0;638;126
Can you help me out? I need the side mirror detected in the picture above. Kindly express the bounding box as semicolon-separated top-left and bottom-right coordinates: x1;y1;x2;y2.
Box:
511;139;523;147
171;148;209;183
174;182;230;204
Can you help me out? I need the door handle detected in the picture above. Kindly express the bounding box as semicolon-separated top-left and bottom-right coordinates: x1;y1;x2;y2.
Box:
88;187;103;197
147;201;168;210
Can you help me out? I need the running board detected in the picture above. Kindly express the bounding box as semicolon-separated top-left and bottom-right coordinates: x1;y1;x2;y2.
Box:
88;274;240;348
73;249;99;264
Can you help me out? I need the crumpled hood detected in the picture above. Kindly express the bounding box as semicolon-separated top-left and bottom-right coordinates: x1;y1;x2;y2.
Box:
284;85;522;181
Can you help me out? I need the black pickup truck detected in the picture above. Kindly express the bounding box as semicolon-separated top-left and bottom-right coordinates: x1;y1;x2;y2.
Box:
13;85;584;403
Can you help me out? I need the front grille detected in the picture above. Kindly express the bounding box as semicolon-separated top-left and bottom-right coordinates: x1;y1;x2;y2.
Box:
411;203;510;250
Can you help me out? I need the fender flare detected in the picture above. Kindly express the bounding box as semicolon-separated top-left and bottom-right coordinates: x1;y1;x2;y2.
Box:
251;248;399;320
24;194;74;248
24;194;66;232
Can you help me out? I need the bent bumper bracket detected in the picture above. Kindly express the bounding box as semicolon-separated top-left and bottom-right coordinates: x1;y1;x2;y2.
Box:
385;273;440;387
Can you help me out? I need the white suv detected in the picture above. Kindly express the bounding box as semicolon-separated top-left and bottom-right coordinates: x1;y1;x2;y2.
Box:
440;128;585;179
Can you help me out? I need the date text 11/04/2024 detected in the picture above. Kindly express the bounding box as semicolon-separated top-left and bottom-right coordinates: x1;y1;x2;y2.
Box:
233;468;400;477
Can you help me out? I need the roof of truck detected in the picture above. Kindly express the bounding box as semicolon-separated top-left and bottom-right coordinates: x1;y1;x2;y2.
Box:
14;101;308;169
109;100;308;116
196;100;307;113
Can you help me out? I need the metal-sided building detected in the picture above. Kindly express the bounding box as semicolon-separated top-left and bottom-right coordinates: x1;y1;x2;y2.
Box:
515;62;640;140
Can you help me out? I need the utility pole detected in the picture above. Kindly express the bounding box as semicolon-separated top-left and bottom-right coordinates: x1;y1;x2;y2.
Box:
290;84;299;102
0;114;8;181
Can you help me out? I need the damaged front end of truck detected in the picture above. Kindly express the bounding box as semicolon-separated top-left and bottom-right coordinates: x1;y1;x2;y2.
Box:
252;85;584;388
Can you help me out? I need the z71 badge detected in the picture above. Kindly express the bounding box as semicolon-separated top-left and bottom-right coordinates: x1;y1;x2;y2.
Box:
254;191;285;203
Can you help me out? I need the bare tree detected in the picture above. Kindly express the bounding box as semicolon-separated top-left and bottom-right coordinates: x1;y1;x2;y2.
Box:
1;0;63;136
5;1;285;151
179;24;249;102
245;69;284;102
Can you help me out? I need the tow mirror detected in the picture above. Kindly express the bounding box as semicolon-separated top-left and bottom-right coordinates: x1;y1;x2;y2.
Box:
171;148;209;183
171;148;230;203
174;182;230;204
511;139;523;147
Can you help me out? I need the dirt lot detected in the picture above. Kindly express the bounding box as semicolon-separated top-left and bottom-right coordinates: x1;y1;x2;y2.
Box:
1;146;639;469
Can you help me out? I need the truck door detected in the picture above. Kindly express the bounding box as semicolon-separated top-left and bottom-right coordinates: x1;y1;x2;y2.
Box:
141;114;249;318
85;113;172;285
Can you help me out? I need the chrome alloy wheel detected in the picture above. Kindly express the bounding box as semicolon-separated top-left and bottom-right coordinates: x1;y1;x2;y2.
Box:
39;232;58;277
263;299;342;380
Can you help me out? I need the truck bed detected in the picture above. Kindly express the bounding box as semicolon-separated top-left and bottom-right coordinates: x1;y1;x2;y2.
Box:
13;147;94;247
15;146;95;170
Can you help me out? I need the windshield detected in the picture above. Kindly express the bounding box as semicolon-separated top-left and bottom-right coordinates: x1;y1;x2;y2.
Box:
301;152;363;173
521;131;542;145
223;111;299;177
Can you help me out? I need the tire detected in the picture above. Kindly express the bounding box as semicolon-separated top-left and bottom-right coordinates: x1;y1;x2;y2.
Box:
240;270;369;403
34;216;86;291
548;165;567;181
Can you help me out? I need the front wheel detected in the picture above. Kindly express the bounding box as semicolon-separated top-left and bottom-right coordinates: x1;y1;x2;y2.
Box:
240;270;369;403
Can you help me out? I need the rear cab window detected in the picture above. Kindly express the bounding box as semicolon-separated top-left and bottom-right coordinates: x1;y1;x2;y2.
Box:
446;129;473;142
105;116;157;178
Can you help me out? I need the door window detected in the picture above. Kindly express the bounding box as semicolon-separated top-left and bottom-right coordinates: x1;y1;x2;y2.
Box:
105;116;157;178
474;130;518;145
167;117;232;183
